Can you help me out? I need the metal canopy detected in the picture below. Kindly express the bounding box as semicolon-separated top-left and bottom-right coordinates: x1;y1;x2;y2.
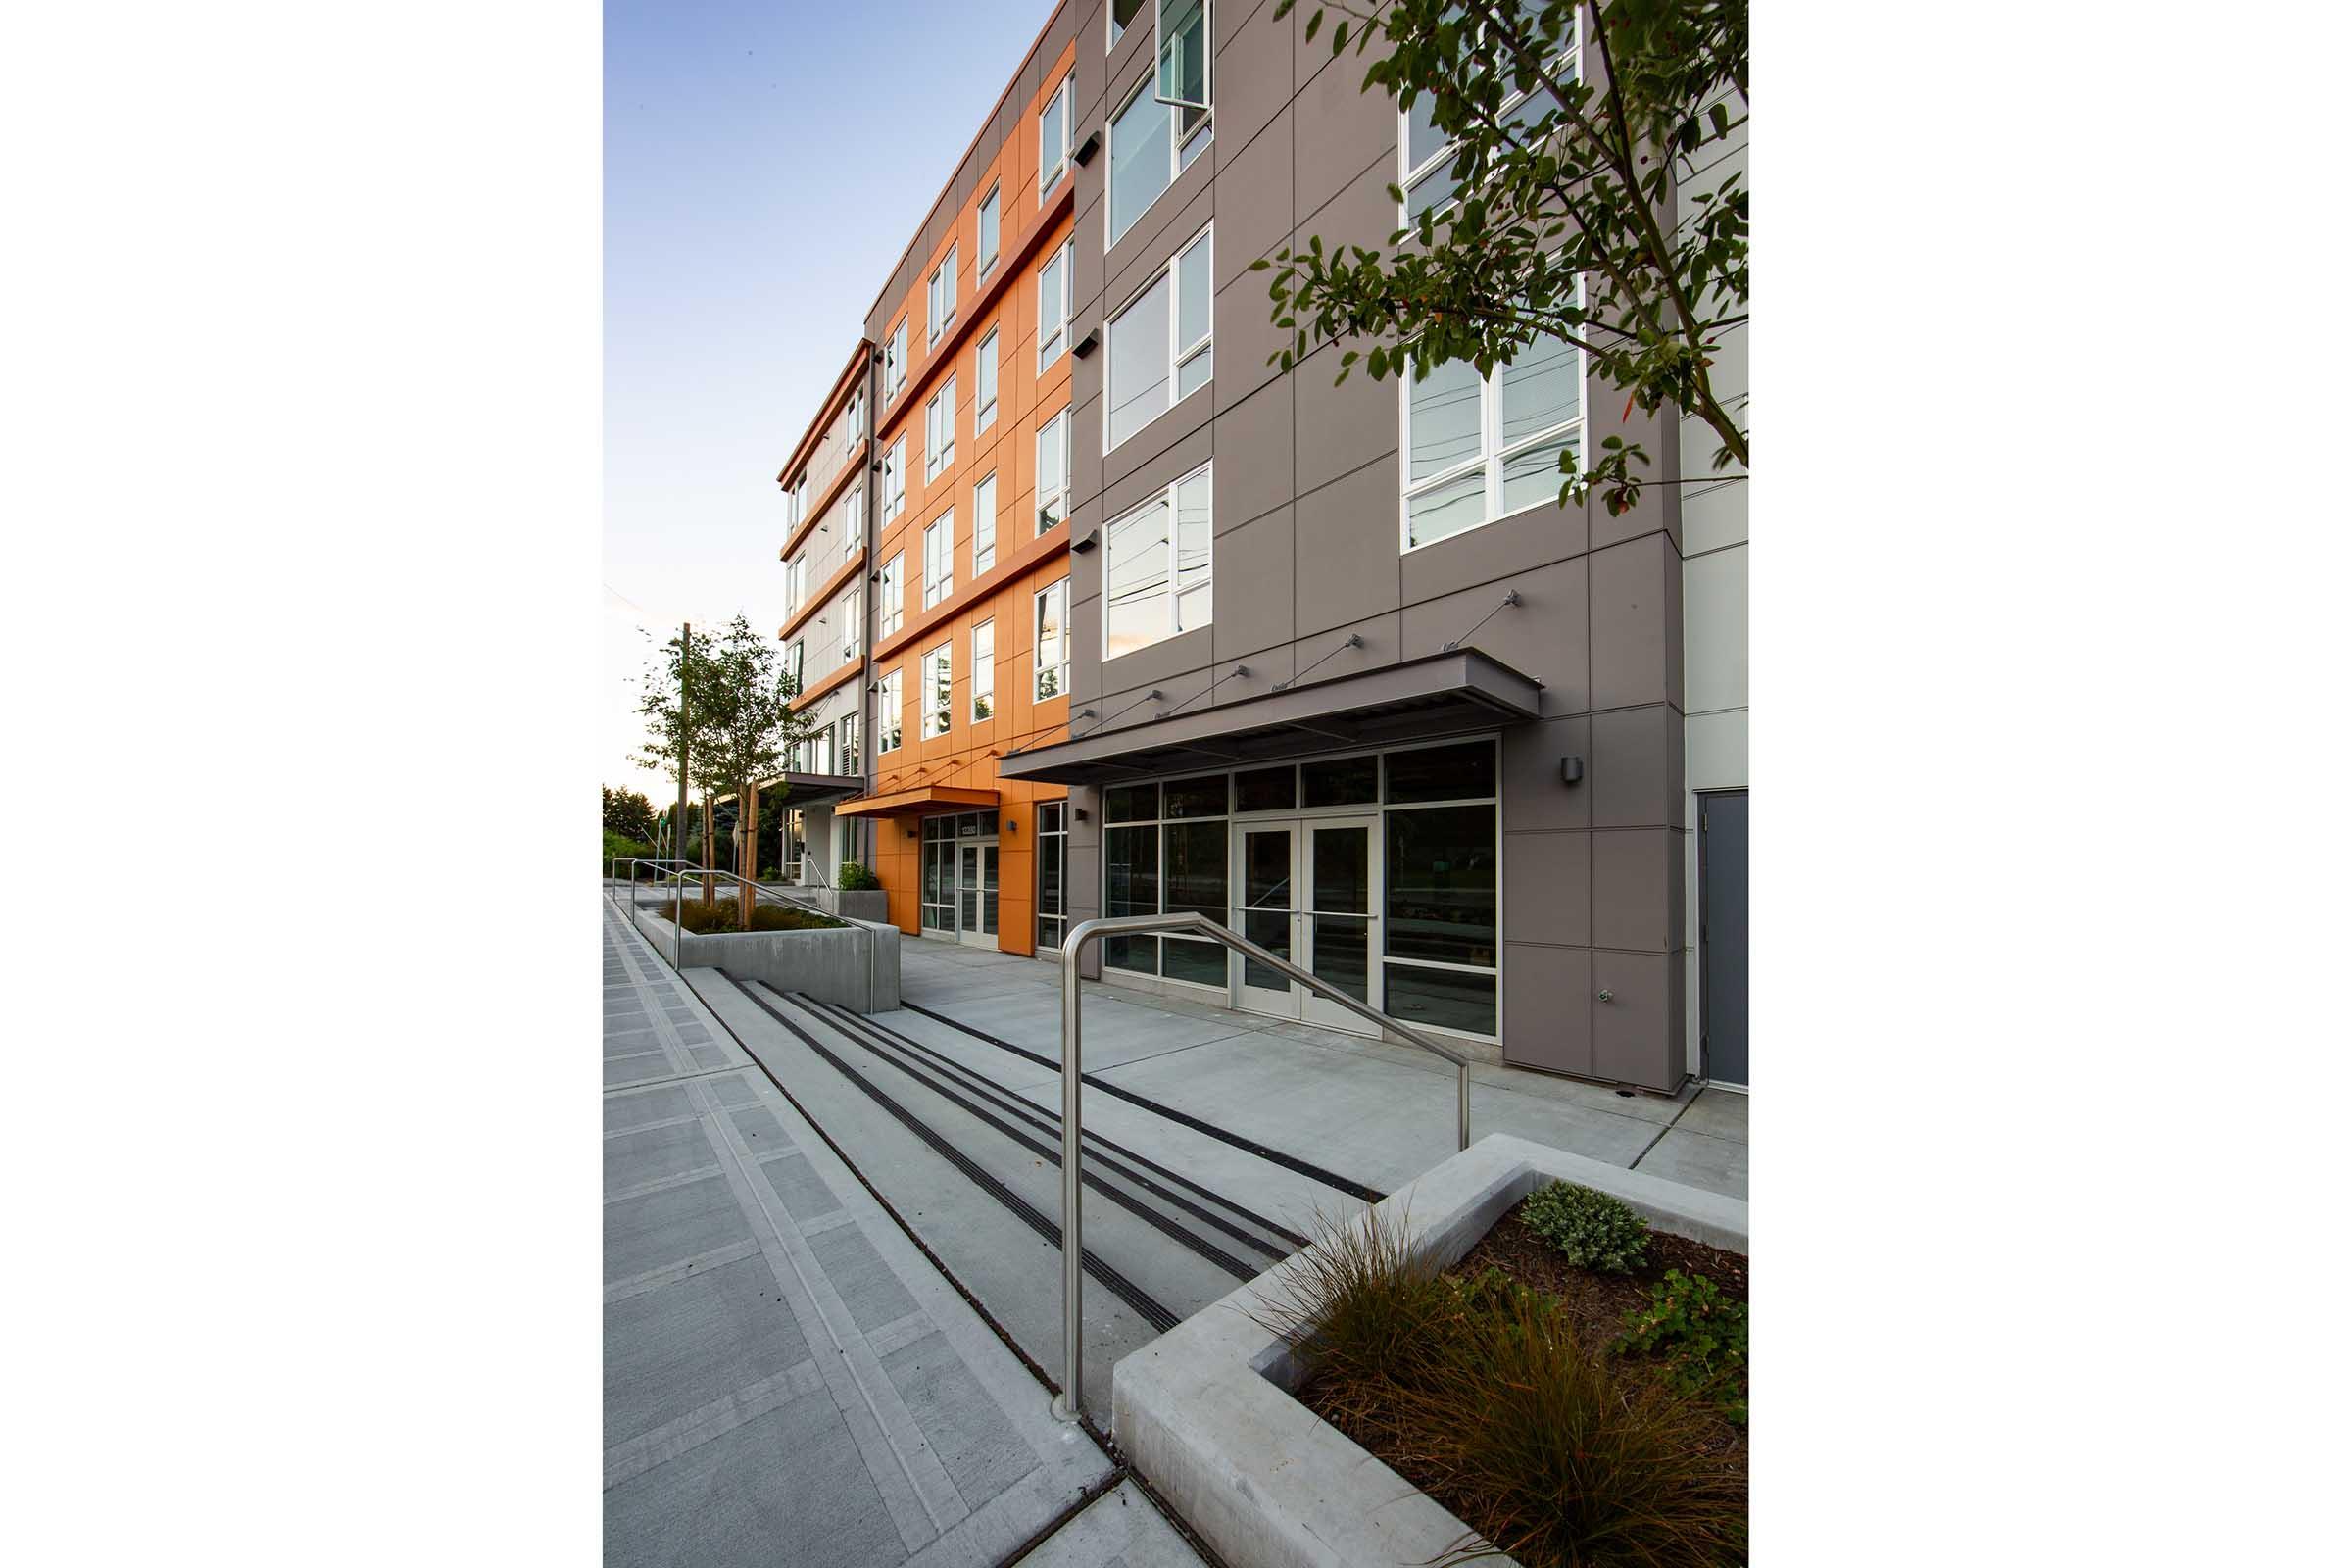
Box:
997;648;1544;787
766;770;867;803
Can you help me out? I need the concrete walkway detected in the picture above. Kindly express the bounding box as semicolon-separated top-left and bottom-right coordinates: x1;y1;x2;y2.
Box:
896;939;1748;1201
604;901;1155;1567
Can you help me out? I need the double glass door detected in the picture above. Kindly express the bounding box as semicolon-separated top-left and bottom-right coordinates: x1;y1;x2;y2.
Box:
920;834;1000;946
1233;816;1378;1032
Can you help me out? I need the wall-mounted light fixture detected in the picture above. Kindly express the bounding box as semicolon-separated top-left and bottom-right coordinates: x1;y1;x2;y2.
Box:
1005;818;1018;834
1073;129;1102;166
1073;807;1089;823
1070;528;1099;554
1073;326;1101;359
1559;756;1585;786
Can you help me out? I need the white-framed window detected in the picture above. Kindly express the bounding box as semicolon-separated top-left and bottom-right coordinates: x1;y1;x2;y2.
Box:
847;386;866;445
884;318;908;402
877;669;903;752
1037;239;1074;370
975;327;999;432
923;510;955;608
841;583;863;661
1035;409;1070;533
1034;577;1070;700
927;243;957;344
972;619;996;720
1039;72;1073;199
785;638;806;690
1108;0;1146;47
882;436;906;521
921;642;953;739
972;472;999;574
1104;462;1212;660
878;553;905;636
924;374;956;480
977;185;1001;277
838;711;860;773
1105;223;1212;451
1401;14;1576;220
1399;282;1585;552
784;474;807;532
1107;64;1211;249
784;552;809;616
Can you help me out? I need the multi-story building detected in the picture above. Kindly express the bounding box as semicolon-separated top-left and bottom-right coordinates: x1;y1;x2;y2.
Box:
773;0;1747;1095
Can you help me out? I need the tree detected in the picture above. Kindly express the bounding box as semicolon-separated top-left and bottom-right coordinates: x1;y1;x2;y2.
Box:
636;615;820;923
603;785;657;843
1262;0;1746;515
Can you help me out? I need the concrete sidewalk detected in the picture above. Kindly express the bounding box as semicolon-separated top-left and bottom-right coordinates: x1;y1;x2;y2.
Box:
604;901;1152;1567
897;939;1748;1201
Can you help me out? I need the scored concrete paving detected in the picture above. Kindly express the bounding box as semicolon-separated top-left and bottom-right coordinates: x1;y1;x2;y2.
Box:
603;899;1120;1568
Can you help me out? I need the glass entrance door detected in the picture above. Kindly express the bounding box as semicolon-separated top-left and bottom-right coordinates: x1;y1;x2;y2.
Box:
956;842;1000;947
1302;817;1378;1033
921;836;956;934
1233;823;1298;1016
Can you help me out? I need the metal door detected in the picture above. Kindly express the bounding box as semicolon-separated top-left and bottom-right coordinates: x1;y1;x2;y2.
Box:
1699;790;1748;1087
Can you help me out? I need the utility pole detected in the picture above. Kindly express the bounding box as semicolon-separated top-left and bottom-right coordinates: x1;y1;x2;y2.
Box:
676;622;691;954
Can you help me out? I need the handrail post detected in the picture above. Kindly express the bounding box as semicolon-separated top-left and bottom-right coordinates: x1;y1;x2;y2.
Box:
1053;927;1087;1423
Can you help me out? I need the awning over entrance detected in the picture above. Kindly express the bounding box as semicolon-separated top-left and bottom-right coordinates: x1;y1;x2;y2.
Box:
764;771;867;804
833;784;1002;818
996;648;1544;787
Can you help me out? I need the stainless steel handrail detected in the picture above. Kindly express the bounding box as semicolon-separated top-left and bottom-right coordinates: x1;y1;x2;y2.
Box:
1050;911;1471;1423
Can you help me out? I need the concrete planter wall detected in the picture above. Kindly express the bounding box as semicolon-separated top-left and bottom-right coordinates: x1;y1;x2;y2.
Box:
632;905;901;1013
764;886;890;924
1112;1135;1748;1568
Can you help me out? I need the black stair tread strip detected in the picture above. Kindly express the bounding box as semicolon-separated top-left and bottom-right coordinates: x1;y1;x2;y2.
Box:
701;970;1177;1334
724;980;1258;1282
897;999;1389;1204
791;991;1305;1257
717;969;1262;1287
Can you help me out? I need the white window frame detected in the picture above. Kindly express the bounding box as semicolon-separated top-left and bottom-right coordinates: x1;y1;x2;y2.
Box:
977;184;1002;278
975;327;999;432
923;510;955;609
841;583;863;661
1106;67;1211;251
785;638;805;690
877;669;903;752
1396;277;1587;555
921;642;953;739
838;711;860;773
1039;72;1073;200
847;386;866;445
1035;408;1070;534
884;318;908;403
878;553;905;636
1037;239;1074;371
784;551;809;616
1033;577;1070;701
928;243;957;345
1102;460;1213;661
1398;18;1578;224
882;436;906;522
971;619;996;721
1107;0;1145;48
972;471;999;575
1102;222;1212;454
924;374;956;480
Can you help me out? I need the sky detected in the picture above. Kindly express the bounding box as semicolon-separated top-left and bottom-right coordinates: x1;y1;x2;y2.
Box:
604;0;1059;806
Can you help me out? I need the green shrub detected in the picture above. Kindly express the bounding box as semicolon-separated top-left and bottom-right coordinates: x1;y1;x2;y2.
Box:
1255;1209;1745;1568
604;830;657;869
837;860;881;891
1617;1269;1748;1425
1522;1181;1650;1274
663;898;846;934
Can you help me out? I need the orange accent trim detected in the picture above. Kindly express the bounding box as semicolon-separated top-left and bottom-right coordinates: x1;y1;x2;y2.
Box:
835;785;1001;818
776;340;875;488
873;521;1070;664
788;657;862;714
776;546;866;645
876;179;1076;449
778;437;870;564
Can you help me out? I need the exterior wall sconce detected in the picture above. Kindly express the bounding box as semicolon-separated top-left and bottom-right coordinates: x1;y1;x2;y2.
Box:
1560;756;1584;785
1073;326;1101;358
1073;129;1102;166
1005;818;1018;834
904;823;918;838
1073;808;1089;823
1070;528;1099;553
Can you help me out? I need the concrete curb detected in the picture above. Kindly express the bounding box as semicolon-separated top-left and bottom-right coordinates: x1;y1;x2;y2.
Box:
1110;1134;1749;1568
631;903;903;1012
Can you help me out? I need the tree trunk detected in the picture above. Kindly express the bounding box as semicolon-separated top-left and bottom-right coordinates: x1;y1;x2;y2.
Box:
738;780;759;928
702;802;715;907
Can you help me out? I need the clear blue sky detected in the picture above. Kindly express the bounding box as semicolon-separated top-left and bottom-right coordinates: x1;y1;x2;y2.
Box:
604;0;1056;799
